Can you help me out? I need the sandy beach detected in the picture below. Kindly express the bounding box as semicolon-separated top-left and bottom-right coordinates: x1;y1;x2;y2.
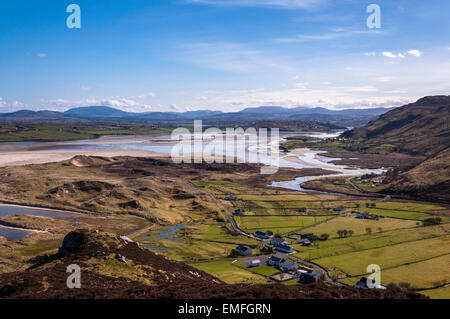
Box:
0;149;169;167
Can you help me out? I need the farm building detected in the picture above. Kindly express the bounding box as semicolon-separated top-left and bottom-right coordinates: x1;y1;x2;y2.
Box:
225;195;237;201
249;259;261;267
254;231;270;239
296;238;312;246
275;245;294;254
279;260;298;272
297;267;317;283
267;256;285;267
333;206;344;212
233;209;245;216
300;233;319;242
355;277;385;289
270;237;289;246
235;245;252;256
299;273;316;284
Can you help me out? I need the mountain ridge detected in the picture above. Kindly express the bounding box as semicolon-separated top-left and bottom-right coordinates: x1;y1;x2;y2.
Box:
340;95;450;202
0;105;394;126
341;95;450;156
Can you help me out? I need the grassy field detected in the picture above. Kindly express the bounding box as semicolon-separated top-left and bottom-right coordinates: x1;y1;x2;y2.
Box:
191;180;252;196
247;266;281;277
379;254;450;289
0;123;176;142
298;216;418;238
191;260;269;284
363;208;450;222
314;235;450;276
189;223;260;246
234;215;334;234
280;139;349;151
134;218;261;262
420;286;450;299
292;223;450;261
16;239;62;257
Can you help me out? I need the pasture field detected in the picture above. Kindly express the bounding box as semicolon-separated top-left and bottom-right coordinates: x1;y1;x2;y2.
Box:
375;201;446;213
246;266;281;277
237;194;333;201
363;208;450;222
292;223;450;261
135;219;260;262
191;180;250;195
314;235;450;276
189;223;259;246
420;286;450;299
191;260;269;284
139;235;241;262
379;254;450;289
298;216;418;238
234;215;334;234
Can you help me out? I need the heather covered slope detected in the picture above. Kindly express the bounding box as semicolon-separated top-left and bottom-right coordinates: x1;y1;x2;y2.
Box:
385;147;450;202
0;230;425;299
342;96;450;156
341;95;450;202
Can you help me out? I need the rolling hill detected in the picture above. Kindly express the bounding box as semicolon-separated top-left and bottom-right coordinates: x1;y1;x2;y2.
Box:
341;95;450;156
385;147;450;202
341;95;450;202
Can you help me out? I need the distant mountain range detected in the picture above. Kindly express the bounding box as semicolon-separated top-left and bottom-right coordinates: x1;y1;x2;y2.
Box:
0;105;393;126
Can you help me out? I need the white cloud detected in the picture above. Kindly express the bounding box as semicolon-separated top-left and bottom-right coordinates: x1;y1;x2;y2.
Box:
136;92;157;99
277;29;383;43
185;0;325;9
294;82;309;89
80;85;91;91
0;97;27;112
39;96;153;112
336;86;378;93
186;86;412;111
381;50;421;59
382;51;404;59
36;53;47;58
407;50;422;57
364;52;377;56
376;76;396;83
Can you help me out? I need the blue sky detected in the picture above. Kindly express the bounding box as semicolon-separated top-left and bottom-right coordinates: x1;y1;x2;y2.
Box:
0;0;449;113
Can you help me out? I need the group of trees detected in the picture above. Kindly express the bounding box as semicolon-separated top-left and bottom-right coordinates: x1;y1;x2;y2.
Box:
422;217;442;226
336;229;354;238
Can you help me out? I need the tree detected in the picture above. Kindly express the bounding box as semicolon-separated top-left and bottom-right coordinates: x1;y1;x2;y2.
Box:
337;230;344;238
348;230;354;237
398;282;412;290
320;233;330;241
377;227;383;232
365;227;372;234
422;217;442;226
